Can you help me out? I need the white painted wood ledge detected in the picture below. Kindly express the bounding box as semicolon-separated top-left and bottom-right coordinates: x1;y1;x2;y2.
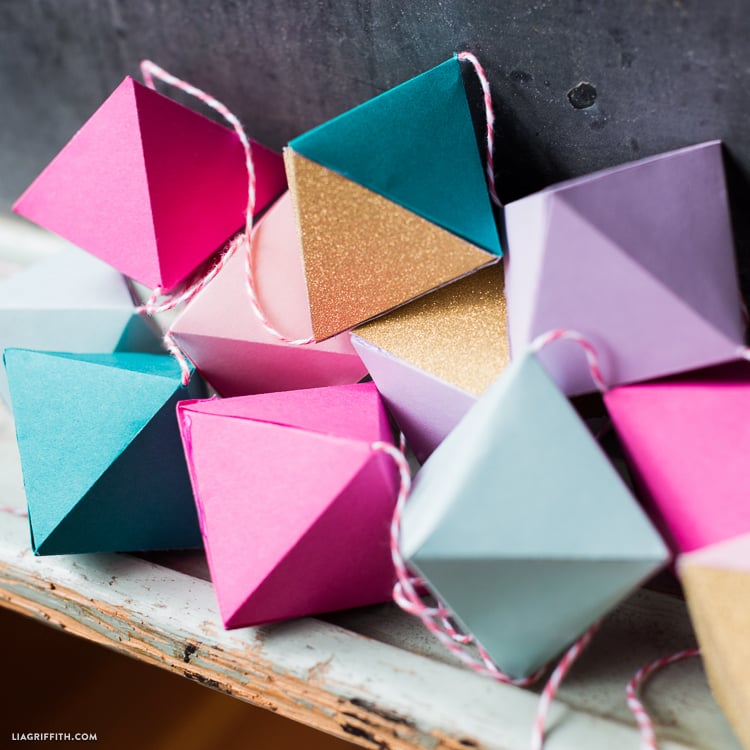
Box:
0;215;742;750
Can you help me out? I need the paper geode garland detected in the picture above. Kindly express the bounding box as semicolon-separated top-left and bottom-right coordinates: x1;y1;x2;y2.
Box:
351;265;509;462
680;535;750;750
177;382;400;628
400;349;669;678
285;55;501;340
606;360;750;556
5;350;204;555
5;52;748;746
13;75;287;291
504;141;744;395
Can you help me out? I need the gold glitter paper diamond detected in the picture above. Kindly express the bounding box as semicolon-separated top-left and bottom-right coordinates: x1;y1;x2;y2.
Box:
285;149;498;341
353;265;510;397
681;552;750;749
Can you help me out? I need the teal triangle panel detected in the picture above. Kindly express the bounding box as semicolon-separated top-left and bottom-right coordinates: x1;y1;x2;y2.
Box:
4;350;196;551
36;390;202;554
412;557;661;677
289;57;501;256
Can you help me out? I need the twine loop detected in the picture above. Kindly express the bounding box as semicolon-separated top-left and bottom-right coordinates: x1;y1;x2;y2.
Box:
135;60;312;385
530;328;609;392
626;648;701;750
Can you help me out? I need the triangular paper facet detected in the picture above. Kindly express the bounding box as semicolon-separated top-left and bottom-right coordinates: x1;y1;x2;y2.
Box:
504;141;744;395
171;193;366;396
401;351;668;677
352;265;510;461
4;349;204;554
680;535;750;750
177;382;399;627
0;248;162;407
285;150;497;340
351;337;477;464
289;56;501;255
13;77;286;290
605;361;750;555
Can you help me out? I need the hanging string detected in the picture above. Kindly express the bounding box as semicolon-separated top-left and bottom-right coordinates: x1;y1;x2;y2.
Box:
457;51;502;208
378;437;582;689
525;327;615;748
530;622;601;750
626;648;701;750
135;60;313;384
530;328;609;392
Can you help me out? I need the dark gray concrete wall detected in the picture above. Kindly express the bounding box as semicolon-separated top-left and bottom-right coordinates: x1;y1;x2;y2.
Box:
3;1;750;288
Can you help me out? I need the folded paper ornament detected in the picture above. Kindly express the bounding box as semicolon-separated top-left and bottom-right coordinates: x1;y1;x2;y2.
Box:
177;382;399;628
504;141;744;395
13;76;287;290
605;361;750;556
680;535;750;750
351;265;509;462
171;193;367;396
285;55;501;340
400;350;669;678
0;248;162;408
4;349;204;555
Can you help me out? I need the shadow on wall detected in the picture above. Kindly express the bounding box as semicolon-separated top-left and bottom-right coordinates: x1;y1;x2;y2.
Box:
723;146;750;316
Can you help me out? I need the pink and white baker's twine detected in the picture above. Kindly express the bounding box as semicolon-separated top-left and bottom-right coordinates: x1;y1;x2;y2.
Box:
530;621;601;750
378;437;547;686
457;51;501;208
0;506;27;518
378;434;602;749
626;648;701;750
530;328;609;392
136;60;313;384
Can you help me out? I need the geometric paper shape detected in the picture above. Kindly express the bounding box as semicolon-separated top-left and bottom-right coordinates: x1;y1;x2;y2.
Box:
4;349;204;555
177;382;399;628
401;351;669;677
171;193;367;396
351;265;510;461
504;141;744;395
289;56;501;257
0;247;162;407
680;535;750;750
14;77;287;290
605;360;750;556
285;150;497;340
350;338;476;465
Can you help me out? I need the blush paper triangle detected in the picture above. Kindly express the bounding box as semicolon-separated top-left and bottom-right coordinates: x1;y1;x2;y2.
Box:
400;351;668;678
4;349;204;554
0;248;162;407
177;382;399;627
285;151;496;340
680;535;750;750
352;265;510;462
504;141;744;395
289;56;500;256
13;76;286;290
171;193;366;396
605;361;750;555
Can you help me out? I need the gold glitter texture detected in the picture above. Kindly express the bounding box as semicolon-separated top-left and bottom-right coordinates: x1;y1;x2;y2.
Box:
284;149;496;341
682;563;750;749
354;265;509;396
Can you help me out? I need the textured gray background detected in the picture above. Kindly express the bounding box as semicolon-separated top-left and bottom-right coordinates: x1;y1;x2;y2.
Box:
3;0;750;290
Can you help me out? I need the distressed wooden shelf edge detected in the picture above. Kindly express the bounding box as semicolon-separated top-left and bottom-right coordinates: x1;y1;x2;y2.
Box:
0;510;703;750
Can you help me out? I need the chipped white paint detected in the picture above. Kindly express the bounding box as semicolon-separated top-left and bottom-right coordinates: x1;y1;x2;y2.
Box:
0;218;742;749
